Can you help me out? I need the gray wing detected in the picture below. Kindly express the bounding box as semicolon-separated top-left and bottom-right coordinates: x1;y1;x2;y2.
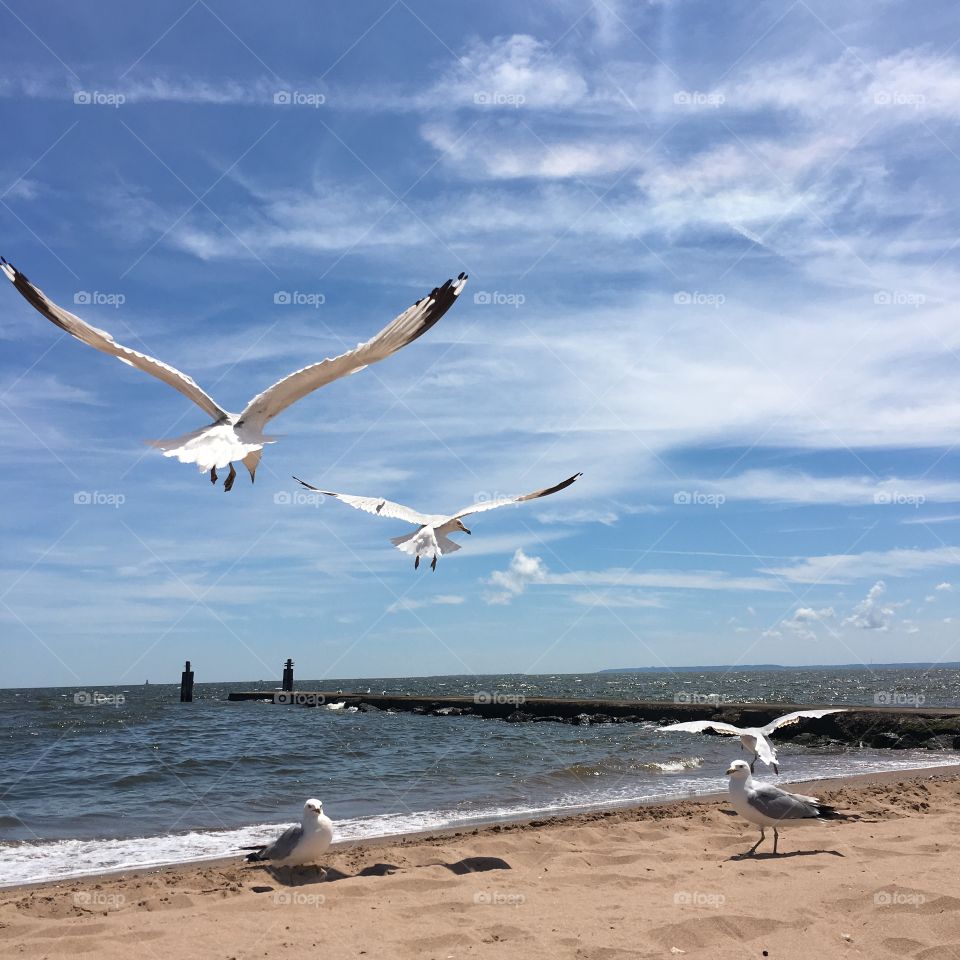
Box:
747;782;820;821
258;823;303;861
240;273;467;427
292;477;431;525
761;708;847;735
450;472;582;521
1;258;227;421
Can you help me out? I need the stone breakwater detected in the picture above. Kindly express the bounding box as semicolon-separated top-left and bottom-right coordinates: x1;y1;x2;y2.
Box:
226;691;960;751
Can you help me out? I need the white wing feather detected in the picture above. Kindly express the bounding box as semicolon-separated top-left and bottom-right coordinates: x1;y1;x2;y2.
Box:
761;708;846;735
450;472;582;521
1;258;227;421
659;720;745;736
240;273;467;427
292;477;432;526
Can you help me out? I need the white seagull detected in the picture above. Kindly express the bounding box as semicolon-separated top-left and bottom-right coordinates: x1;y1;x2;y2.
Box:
659;707;846;773
726;759;853;855
245;798;334;867
1;258;466;490
293;472;583;570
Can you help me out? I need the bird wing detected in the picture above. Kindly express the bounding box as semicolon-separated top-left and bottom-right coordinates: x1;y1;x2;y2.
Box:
761;708;846;735
449;472;583;521
258;823;303;861
659;721;744;736
240;273;467;427
1;258;228;421
753;734;778;766
747;782;821;821
293;477;432;526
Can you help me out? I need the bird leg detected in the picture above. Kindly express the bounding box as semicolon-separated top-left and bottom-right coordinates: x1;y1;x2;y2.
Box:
772;827;780;855
746;827;766;856
210;466;218;485
223;463;237;492
749;756;756;773
431;555;437;571
415;556;420;570
772;762;780;775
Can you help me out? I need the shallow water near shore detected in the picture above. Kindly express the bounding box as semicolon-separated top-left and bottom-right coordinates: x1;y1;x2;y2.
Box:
2;668;957;886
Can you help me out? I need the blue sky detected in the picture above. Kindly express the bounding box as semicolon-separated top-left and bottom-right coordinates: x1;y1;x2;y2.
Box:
3;0;960;687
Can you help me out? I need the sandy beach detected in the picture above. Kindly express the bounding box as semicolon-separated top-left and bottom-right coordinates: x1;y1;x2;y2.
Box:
3;766;959;960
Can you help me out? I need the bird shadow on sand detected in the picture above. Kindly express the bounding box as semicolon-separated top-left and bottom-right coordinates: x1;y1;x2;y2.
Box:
248;855;510;889
728;848;845;862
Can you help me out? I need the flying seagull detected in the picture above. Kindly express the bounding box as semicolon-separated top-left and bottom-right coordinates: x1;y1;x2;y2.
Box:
726;759;853;855
293;472;583;570
659;708;846;773
1;258;467;490
245;798;334;867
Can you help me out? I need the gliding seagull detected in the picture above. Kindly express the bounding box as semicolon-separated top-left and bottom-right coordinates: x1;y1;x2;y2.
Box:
1;258;466;490
659;707;846;773
293;472;582;570
726;759;853;855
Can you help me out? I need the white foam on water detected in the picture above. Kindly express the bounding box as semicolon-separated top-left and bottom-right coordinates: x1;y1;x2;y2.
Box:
1;752;955;888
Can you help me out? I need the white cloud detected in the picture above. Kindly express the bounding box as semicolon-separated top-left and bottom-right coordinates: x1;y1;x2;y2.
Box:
537;507;618;526
484;549;785;605
844;580;895;630
936;582;953;591
764;546;960;585
387;594;465;614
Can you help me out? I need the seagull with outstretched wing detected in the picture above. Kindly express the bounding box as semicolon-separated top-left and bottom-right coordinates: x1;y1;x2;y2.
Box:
293;472;583;570
659;707;847;773
1;257;466;490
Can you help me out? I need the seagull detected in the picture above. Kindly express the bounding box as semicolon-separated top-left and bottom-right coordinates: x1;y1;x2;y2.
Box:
726;759;853;855
1;258;467;491
659;708;846;773
293;472;583;570
245;798;334;867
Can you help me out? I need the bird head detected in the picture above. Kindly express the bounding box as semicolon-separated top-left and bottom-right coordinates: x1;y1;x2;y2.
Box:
725;759;751;779
303;798;324;817
455;519;471;535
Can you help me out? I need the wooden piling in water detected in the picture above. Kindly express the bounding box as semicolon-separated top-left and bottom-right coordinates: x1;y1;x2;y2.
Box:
180;661;194;702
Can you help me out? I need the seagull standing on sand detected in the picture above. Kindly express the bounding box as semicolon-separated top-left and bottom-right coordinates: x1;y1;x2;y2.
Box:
293;472;583;570
659;708;847;773
246;799;334;867
726;759;853;855
1;258;466;490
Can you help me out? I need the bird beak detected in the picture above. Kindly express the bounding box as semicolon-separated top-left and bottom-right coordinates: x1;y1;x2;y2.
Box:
725;766;736;775
461;525;471;535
